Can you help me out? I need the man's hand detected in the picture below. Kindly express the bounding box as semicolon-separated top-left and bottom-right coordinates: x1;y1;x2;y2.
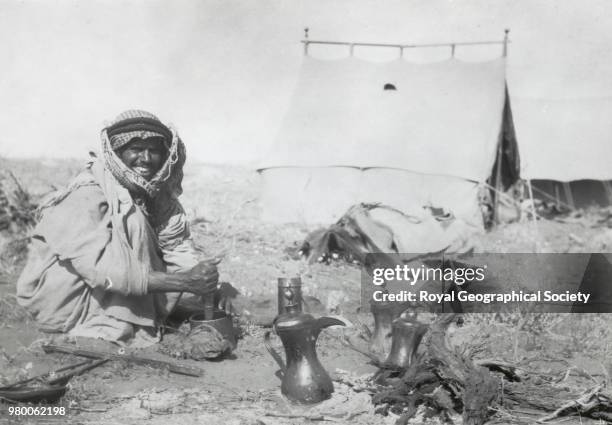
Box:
148;258;224;297
180;258;221;296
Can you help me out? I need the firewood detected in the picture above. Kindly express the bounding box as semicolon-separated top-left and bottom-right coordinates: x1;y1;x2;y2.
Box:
370;314;612;424
42;343;204;377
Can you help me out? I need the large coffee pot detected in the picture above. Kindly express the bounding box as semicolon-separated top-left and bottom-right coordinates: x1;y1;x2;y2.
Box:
264;304;345;404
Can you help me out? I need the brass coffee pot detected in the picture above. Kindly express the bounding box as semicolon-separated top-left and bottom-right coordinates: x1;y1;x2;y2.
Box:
384;311;428;368
369;298;411;358
265;303;345;404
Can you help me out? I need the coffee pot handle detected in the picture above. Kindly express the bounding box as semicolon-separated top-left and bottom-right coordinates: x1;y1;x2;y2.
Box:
264;331;286;377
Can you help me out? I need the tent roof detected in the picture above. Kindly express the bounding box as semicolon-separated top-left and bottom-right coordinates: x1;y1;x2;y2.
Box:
512;97;612;181
259;56;508;182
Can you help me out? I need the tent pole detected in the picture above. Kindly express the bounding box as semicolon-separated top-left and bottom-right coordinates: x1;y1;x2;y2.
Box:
562;182;575;209
503;29;510;57
530;183;574;210
303;27;309;56
527;179;538;221
493;128;504;225
603;180;612;205
526;179;540;251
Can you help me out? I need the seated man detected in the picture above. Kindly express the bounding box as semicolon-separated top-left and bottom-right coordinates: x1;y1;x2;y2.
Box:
17;110;222;345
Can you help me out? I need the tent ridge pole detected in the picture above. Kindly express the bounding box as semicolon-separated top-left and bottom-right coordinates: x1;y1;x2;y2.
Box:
299;38;511;52
503;29;510;57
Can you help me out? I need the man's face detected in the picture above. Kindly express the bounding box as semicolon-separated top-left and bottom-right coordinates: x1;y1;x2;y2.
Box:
118;138;167;180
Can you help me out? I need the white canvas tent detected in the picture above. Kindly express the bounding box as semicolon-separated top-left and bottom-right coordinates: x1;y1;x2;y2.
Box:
258;55;519;226
512;97;612;209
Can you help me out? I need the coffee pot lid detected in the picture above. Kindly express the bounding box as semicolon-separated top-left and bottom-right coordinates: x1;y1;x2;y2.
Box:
392;309;423;329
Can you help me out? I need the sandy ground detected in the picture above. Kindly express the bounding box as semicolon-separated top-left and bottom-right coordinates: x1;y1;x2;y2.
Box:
1;158;612;425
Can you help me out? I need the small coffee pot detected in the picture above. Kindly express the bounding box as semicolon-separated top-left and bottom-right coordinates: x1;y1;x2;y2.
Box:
384;311;428;368
265;302;345;404
369;297;412;358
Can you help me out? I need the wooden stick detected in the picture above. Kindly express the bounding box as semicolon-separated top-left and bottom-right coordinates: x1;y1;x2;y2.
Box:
42;343;204;377
0;359;97;389
503;29;510;57
300;38;510;50
46;359;109;385
526;179;541;252
562;182;575;210
264;412;331;422
529;183;574;210
603;180;612;205
203;296;215;321
537;385;603;422
493;130;504;225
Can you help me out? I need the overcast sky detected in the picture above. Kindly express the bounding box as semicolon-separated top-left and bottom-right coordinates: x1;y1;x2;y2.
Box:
1;0;611;163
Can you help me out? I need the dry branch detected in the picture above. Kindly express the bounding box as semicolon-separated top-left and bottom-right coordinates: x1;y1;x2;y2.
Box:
42;343;204;377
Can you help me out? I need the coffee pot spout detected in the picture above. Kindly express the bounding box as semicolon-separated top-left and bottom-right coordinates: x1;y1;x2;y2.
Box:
315;317;345;334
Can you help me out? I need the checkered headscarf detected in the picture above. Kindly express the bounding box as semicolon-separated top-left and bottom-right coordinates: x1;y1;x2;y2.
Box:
101;110;186;198
107;110;172;151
